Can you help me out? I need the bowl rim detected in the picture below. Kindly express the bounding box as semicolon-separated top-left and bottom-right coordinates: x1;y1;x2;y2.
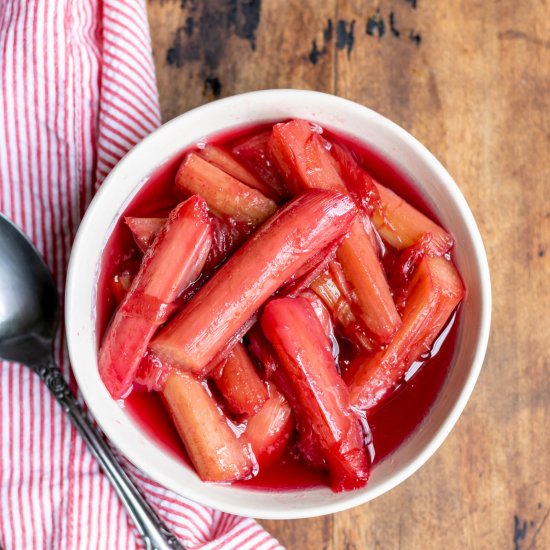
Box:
66;89;491;519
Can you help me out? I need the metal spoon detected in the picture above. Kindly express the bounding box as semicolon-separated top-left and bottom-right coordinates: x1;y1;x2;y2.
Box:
0;213;183;550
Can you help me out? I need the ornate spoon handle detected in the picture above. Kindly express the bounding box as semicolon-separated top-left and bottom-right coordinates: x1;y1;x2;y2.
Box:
34;358;184;550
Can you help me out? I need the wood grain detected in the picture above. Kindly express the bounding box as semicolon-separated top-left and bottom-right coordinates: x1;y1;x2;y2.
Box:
146;1;550;548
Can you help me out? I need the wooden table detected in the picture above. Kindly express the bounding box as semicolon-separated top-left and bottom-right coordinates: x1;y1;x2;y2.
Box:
146;1;550;548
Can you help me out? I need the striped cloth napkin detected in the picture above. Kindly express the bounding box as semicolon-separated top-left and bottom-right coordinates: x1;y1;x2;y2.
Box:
0;1;281;549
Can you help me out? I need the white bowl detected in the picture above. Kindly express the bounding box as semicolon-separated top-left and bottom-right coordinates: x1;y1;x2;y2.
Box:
66;89;491;519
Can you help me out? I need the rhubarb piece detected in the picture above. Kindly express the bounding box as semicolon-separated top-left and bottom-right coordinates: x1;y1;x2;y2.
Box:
150;191;357;375
99;197;212;398
125;217;166;252
253;341;329;471
349;256;465;411
175;152;277;225
100;312;160;399
387;233;444;312
125;214;250;276
329;142;382;251
279;240;339;298
330;142;380;216
232;130;288;199
296;425;327;470
134;351;173;392
359;213;383;255
269;120;348;195
162;371;257;482
247;325;279;379
270;120;400;344
310;270;372;350
261;297;370;491
300;290;334;343
245;382;294;468
109;269;135;304
202;215;250;272
212;342;268;417
199;144;276;199
132;201;211;303
328;260;355;302
372;182;454;254
337;219;401;343
310;270;351;319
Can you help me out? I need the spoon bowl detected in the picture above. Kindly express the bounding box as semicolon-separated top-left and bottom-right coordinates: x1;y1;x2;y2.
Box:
0;214;58;365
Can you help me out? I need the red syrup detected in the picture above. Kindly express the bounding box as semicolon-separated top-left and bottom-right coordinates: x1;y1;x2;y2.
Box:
96;121;462;492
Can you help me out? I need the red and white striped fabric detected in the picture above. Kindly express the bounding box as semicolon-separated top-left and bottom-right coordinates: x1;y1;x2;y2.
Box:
0;1;282;549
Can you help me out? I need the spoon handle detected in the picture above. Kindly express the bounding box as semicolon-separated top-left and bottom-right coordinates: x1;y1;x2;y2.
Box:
34;359;184;550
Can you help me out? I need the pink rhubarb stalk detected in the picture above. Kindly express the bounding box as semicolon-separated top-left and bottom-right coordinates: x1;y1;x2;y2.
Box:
99;196;212;398
261;296;370;491
349;256;465;411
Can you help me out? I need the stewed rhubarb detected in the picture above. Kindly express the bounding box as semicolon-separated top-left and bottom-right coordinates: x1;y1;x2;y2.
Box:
310;270;372;350
244;382;294;469
99;196;212;398
348;256;465;411
262;297;370;491
199;143;276;199
162;371;257;482
125;216;166;252
372;182;454;254
97;119;465;492
176;152;277;225
211;342;268;417
232;130;288;200
125;212;250;275
149;191;356;375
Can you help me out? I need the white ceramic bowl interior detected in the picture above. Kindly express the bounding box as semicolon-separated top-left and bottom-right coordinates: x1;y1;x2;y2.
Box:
66;89;491;519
